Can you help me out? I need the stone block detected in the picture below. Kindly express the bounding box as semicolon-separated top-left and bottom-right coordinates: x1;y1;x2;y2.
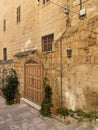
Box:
93;126;98;130
73;0;87;6
76;126;92;130
65;124;76;130
48;127;57;130
87;6;97;15
71;16;79;26
44;63;49;69
73;0;80;6
77;64;90;73
94;55;98;64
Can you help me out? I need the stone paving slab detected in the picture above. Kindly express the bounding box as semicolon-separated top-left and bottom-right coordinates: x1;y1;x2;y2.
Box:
0;96;96;130
76;126;92;130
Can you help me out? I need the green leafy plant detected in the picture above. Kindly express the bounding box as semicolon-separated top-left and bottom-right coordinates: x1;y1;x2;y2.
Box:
40;78;52;117
1;69;19;105
74;109;86;122
57;108;75;119
87;110;98;122
75;109;86;117
68;109;75;117
77;116;84;122
57;107;69;118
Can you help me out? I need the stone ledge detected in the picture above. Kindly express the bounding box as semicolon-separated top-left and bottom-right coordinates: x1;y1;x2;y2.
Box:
20;98;41;110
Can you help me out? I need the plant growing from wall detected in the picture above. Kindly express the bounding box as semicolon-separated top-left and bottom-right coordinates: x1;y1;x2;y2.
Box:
87;110;98;122
1;68;19;105
40;78;52;117
57;107;69;119
57;107;98;124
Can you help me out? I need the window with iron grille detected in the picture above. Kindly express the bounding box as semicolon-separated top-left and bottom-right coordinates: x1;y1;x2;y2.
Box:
3;19;6;31
3;48;7;61
43;0;49;4
42;34;54;52
17;6;21;23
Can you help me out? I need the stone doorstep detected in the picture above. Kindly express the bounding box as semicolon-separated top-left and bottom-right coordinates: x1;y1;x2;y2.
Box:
20;98;41;110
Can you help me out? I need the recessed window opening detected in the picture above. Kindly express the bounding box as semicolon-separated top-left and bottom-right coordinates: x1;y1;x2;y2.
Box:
3;48;7;61
42;33;54;52
17;6;21;23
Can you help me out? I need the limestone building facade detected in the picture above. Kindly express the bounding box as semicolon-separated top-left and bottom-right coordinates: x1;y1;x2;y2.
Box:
0;0;98;111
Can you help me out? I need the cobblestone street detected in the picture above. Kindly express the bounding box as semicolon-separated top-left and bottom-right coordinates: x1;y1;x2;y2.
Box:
0;96;97;130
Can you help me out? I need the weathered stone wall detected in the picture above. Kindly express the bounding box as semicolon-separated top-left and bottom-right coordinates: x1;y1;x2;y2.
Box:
0;0;66;59
0;0;98;111
52;12;98;111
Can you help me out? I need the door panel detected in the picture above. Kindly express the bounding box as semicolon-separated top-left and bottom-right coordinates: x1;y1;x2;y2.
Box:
24;63;42;105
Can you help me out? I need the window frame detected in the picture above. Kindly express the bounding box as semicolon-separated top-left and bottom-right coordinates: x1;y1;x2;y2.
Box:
3;48;7;61
42;33;54;52
17;6;21;23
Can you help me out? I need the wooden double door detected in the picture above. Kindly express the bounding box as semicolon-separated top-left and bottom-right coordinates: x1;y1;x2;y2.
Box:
24;63;42;105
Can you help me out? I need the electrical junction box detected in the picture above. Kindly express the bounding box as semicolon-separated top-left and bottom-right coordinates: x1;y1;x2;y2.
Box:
65;5;69;15
79;8;86;17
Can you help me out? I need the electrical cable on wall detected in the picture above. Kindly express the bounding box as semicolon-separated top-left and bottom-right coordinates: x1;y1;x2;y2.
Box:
50;0;79;15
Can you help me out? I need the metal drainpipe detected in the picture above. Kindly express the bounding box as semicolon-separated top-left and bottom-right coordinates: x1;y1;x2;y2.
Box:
2;61;4;87
60;38;63;107
59;13;69;107
80;0;82;10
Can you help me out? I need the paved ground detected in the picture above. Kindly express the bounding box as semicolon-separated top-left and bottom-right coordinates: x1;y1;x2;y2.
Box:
0;96;97;130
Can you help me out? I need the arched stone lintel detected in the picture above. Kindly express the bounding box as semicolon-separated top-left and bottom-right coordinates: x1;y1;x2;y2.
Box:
24;53;42;65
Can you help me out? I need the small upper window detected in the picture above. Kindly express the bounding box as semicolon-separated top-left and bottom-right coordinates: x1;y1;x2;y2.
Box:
3;48;7;61
42;33;54;52
17;6;21;23
43;0;49;4
3;19;6;31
